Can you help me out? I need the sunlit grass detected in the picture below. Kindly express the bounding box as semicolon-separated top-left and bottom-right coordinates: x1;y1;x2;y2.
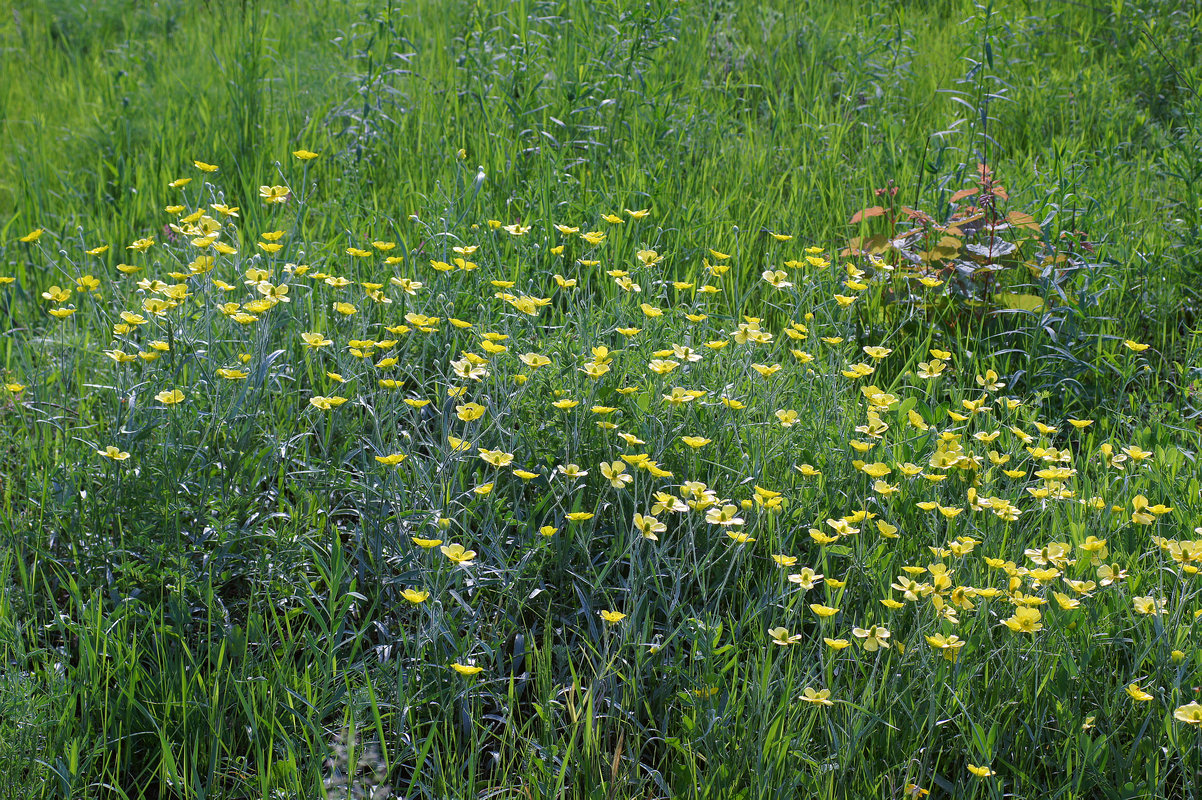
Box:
3;148;1201;798
3;1;1202;799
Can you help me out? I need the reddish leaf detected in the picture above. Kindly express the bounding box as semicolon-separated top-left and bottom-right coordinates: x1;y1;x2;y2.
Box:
849;206;887;225
950;188;977;203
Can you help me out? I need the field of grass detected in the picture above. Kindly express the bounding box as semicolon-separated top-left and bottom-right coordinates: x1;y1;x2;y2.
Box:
3;0;1202;798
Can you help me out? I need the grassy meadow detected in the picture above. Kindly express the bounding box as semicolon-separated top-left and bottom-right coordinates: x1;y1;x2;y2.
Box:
3;0;1202;797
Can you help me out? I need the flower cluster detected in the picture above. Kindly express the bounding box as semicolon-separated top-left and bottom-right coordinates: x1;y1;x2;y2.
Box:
6;153;1197;794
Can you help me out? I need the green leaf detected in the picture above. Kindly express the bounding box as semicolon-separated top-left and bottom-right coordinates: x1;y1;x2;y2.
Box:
996;292;1044;312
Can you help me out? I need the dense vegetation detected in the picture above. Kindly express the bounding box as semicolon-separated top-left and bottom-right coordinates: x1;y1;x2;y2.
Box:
3;0;1202;797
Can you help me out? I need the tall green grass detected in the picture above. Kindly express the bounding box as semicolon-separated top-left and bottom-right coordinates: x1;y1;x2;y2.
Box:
3;0;1202;798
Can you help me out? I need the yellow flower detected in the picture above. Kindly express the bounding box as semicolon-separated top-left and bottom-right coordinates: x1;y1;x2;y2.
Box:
776;409;799;427
301;331;332;348
478;448;514;467
636;249;662;266
809;529;838;545
633;513;666;540
600;610;626;624
800;687;833;706
293;149;320;160
1173;702;1202;724
580;362;610;379
375;453;408;466
155;389;185;405
706;504;744;527
1126;683;1154;702
1003;607;1043;633
809;603;839;618
639;302;663;318
824;638;850;650
1097;563;1128;586
644;462;673;478
1053;592;1079;610
752;363;782;378
1123;445;1153;462
391;276;424;295
1130;494;1156;525
661;387;705;406
456;402;486;422
650;492;686;515
647;359;681;378
851;624;890;651
1133;595;1166;615
601;461;633;489
412;536;442;548
401;589;429;604
259;183;289;203
916;359;946;379
762;269;792;289
193;160;218;172
842;362;874;379
967;764;995;778
1123;340;1150;352
769;627;802;646
871;480;898;496
451;663;484;676
540;525;558;537
97;445;130;461
41;285;71;303
566;511;595;522
440;543;477;564
216;368;249;380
